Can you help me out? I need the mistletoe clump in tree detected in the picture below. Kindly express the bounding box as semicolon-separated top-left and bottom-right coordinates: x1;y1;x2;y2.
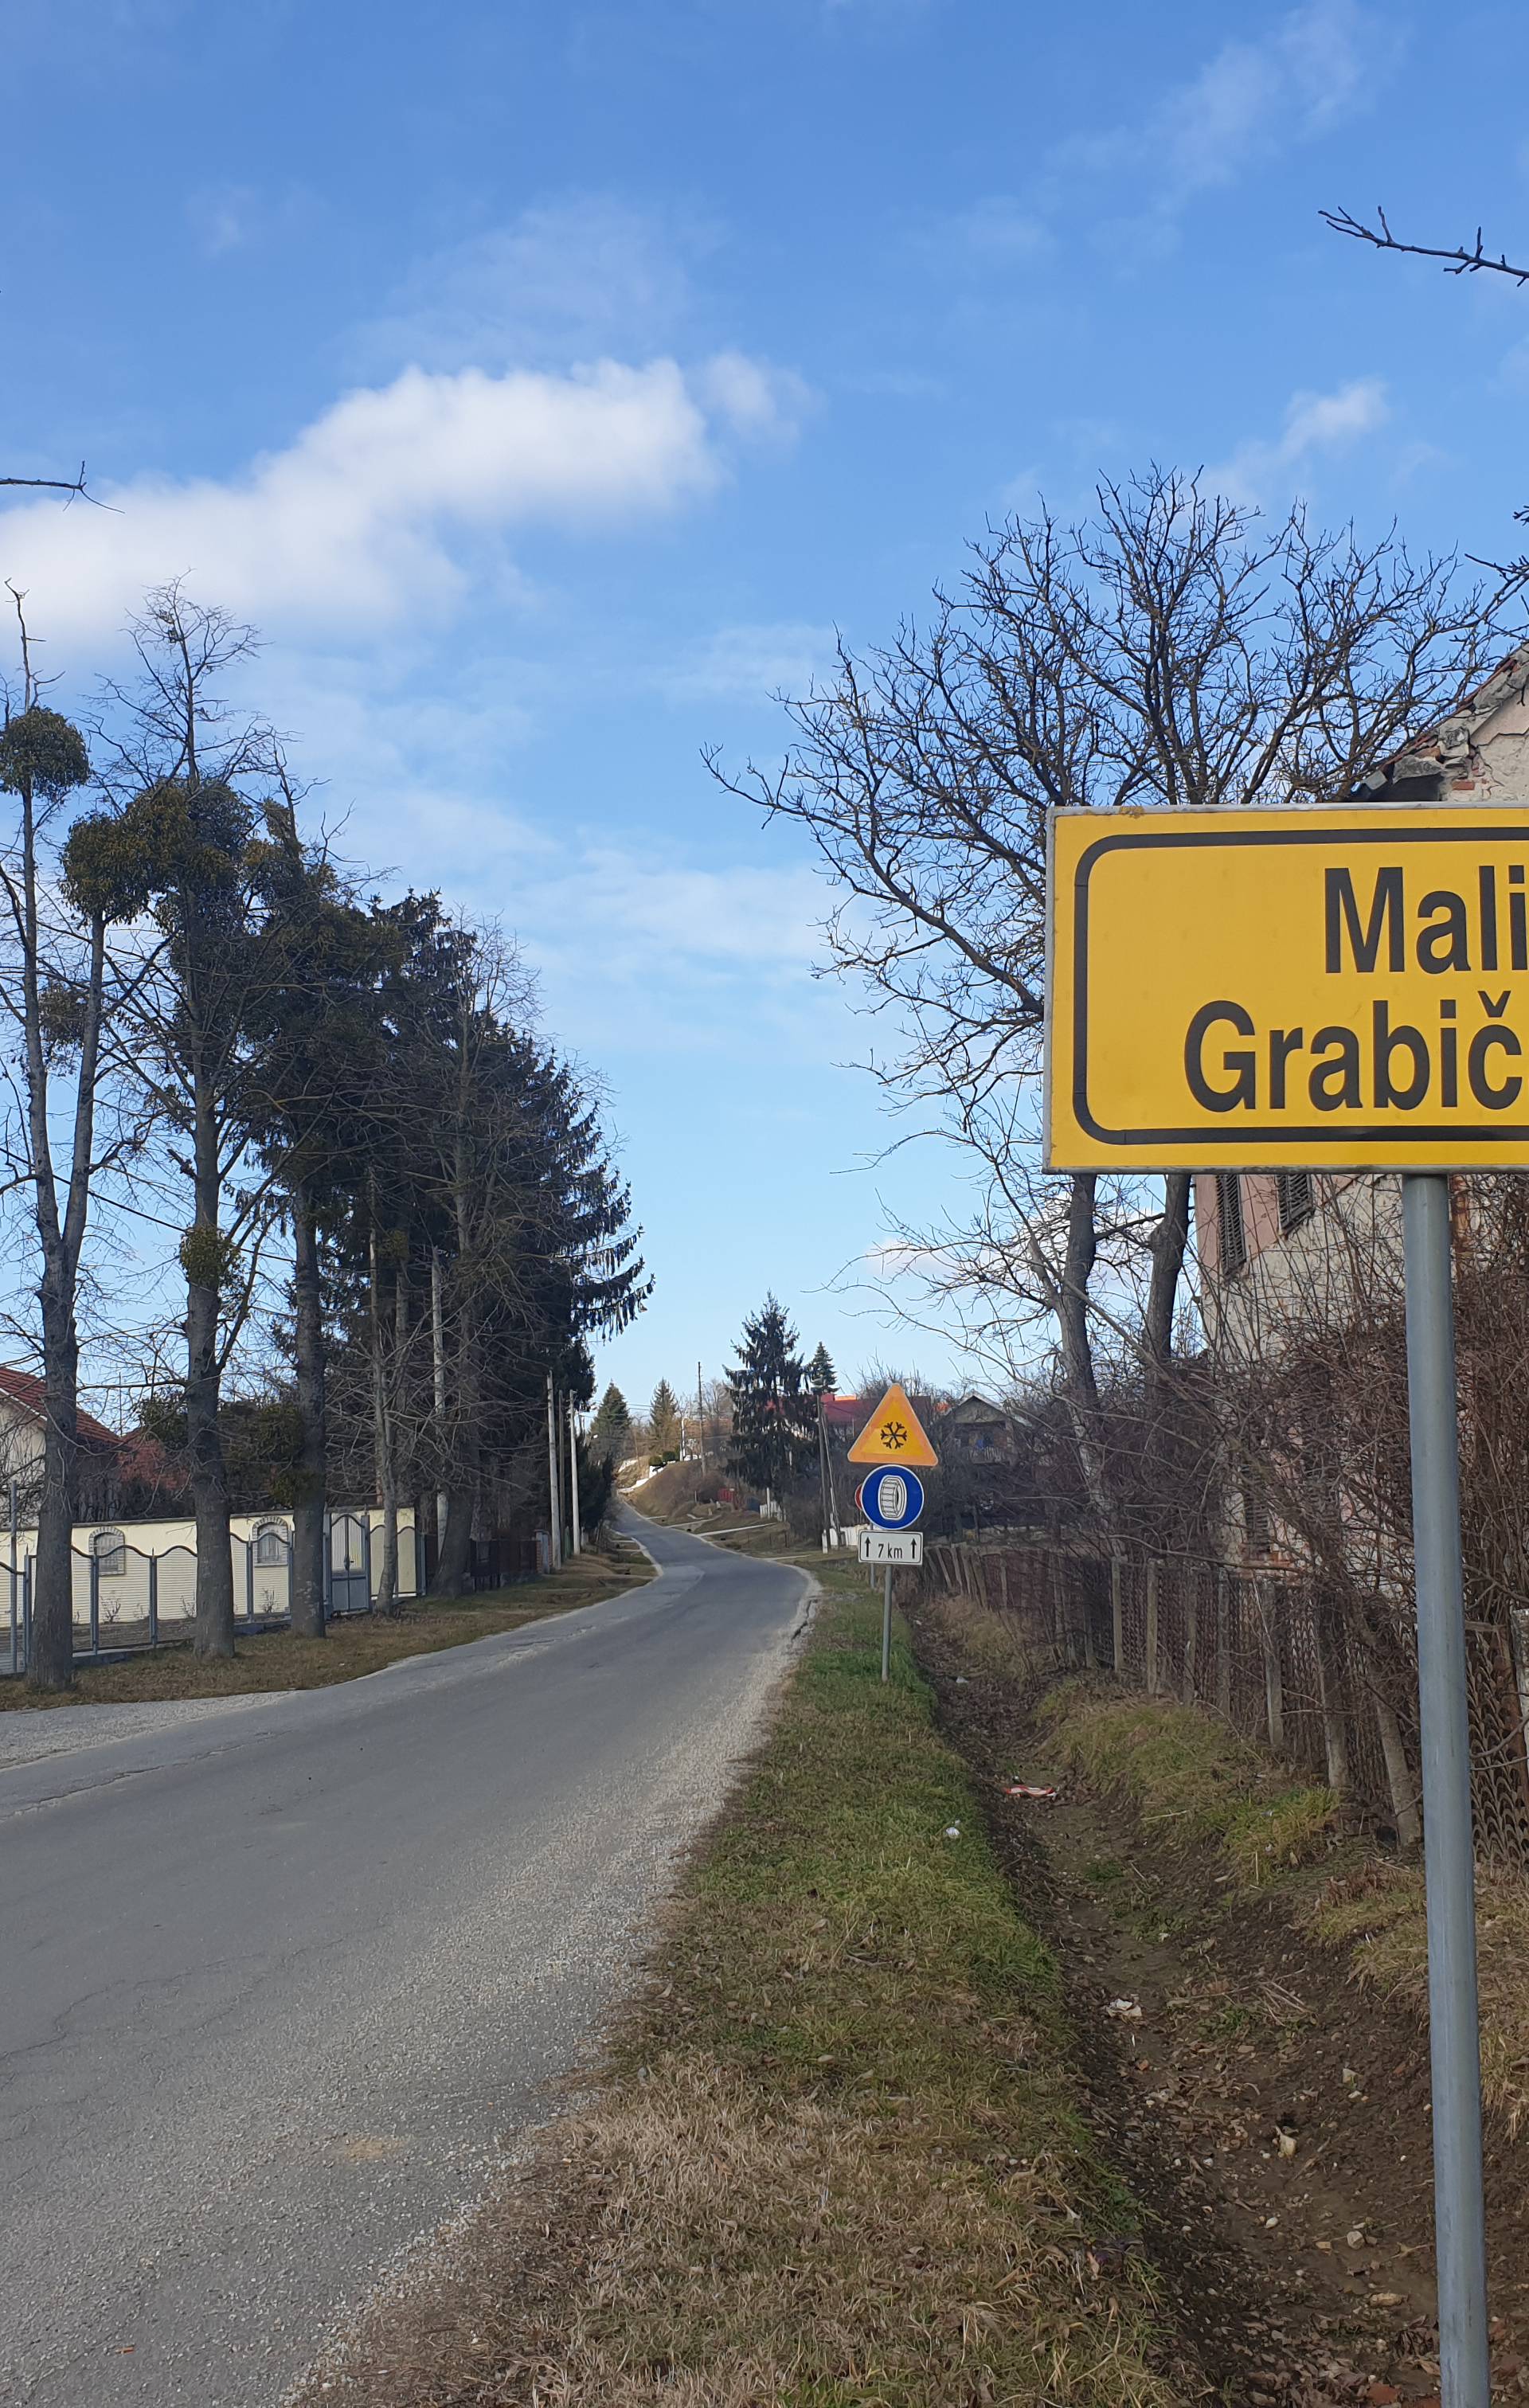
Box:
727;1296;815;1499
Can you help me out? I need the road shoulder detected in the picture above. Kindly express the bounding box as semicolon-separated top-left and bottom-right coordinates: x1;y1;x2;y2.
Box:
287;1553;1192;2408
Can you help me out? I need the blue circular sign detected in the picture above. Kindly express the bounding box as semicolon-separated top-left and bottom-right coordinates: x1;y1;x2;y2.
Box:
858;1466;925;1530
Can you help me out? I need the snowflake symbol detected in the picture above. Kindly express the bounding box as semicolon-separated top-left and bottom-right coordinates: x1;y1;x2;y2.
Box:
881;1418;909;1452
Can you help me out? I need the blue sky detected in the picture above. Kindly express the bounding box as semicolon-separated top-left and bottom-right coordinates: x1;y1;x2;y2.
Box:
3;0;1529;1417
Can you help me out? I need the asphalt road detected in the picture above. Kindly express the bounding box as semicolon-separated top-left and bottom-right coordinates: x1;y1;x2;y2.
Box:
0;1512;808;2408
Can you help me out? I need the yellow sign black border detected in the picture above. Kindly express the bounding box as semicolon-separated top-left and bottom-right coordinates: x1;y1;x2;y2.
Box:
1058;815;1529;1154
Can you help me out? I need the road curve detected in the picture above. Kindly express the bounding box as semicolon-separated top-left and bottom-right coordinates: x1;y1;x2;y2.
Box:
0;1511;808;2408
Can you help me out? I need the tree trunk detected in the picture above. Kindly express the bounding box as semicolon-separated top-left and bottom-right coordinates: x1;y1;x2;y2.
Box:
188;1079;235;1659
188;1266;236;1656
436;1490;475;1593
289;1190;327;1637
29;1288;79;1690
1057;1172;1113;1526
1144;1173;1191;1369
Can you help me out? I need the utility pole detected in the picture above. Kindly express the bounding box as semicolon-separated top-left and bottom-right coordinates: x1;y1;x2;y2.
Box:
546;1373;561;1571
696;1361;706;1472
430;1250;448;1563
568;1394;581;1554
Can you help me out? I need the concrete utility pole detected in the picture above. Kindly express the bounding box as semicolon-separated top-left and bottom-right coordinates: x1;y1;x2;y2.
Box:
568;1395;581;1554
546;1374;561;1571
1402;1174;1490;2408
696;1361;706;1471
430;1250;448;1559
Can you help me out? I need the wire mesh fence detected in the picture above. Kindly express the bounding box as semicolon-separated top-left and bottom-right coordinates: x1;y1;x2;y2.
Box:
917;1538;1529;1870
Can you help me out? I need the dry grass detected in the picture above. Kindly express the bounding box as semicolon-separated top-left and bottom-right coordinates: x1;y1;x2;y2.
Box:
1038;1688;1338;1887
291;1563;1189;2408
1307;1857;1529;2131
0;1543;651;1712
926;1589;1054;1685
1038;1683;1529;2137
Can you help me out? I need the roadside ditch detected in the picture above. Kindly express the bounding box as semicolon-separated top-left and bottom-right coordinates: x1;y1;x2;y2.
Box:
909;1593;1529;2407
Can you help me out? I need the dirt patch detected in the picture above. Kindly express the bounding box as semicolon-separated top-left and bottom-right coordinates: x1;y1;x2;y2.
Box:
911;1605;1529;2406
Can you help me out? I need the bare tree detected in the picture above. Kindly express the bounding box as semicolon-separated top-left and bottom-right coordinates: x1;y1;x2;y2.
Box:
64;587;334;1658
0;595;115;1688
716;471;1510;1523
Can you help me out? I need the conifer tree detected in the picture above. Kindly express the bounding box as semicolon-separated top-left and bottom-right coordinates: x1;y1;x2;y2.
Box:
648;1378;681;1456
727;1296;815;1495
807;1341;836;1394
590;1384;632;1463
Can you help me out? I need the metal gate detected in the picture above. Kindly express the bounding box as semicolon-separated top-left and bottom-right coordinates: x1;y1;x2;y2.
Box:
327;1513;372;1617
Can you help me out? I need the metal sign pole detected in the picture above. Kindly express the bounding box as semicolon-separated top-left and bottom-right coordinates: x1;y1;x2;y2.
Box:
1402;1172;1490;2408
881;1565;892;1684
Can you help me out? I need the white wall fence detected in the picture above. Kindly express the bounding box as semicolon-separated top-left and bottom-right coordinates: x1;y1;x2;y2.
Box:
4;1507;421;1675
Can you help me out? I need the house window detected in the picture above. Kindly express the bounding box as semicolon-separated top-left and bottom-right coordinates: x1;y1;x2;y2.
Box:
254;1519;290;1566
92;1528;126;1577
1277;1171;1314;1233
1217;1174;1247;1274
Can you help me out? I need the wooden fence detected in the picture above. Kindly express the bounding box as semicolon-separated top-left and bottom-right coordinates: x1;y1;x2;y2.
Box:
917;1539;1529;1869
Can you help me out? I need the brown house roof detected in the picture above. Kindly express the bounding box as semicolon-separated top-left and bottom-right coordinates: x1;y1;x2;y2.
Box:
0;1364;122;1452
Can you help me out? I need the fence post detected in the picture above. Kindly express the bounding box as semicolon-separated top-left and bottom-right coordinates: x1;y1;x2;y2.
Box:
1145;1558;1160;1694
323;1512;333;1620
1214;1568;1233;1718
88;1550;100;1656
362;1516;374;1612
1312;1603;1350;1795
148;1553;159;1648
1111;1553;1124;1673
23;1556;32;1667
1374;1685;1422;1848
1182;1567;1199;1702
1259;1578;1285;1752
244;1534;255;1622
1080;1560;1097;1670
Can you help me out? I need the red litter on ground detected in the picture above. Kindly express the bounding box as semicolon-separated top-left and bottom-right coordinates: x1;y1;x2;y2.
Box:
1002;1781;1058;1801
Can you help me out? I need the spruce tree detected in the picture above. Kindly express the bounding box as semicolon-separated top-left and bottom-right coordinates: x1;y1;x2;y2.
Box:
727;1296;815;1495
590;1383;632;1462
807;1341;836;1394
648;1378;681;1456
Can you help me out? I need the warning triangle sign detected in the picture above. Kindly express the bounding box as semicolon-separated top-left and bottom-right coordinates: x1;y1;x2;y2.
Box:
847;1382;939;1469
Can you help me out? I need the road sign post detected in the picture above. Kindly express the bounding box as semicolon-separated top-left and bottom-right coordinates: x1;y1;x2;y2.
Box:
851;1389;938;1682
1402;1174;1490;2408
1046;803;1507;2408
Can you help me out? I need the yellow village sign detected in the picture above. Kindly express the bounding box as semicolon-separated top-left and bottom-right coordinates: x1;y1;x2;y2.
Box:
847;1382;940;1469
1046;802;1529;1171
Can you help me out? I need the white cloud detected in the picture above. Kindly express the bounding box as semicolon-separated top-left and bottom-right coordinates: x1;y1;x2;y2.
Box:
660;621;838;703
188;182;260;257
944;197;1050;265
0;353;799;649
1206;376;1389;505
1049;1;1398;225
360;194;708;374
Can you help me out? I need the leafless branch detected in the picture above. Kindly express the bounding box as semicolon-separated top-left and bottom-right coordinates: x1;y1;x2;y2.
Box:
1320;205;1529;287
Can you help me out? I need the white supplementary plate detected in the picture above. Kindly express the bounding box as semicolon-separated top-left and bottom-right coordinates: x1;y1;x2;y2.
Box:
858;1528;924;1566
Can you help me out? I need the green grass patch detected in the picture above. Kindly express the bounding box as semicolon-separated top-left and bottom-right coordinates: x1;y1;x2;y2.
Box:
1039;1688;1337;1888
298;1558;1191;2407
